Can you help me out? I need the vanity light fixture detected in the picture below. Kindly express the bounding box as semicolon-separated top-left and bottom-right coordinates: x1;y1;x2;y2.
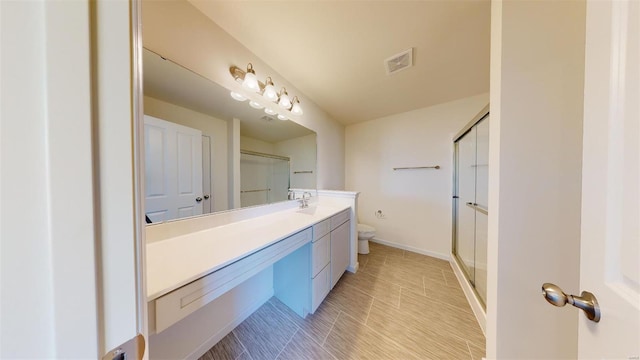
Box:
249;101;264;109
277;88;292;109
262;77;278;102
230;91;247;101
241;63;260;92
229;63;303;117
290;96;303;116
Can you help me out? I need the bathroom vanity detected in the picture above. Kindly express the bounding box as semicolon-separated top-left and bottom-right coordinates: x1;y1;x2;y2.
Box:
146;195;356;337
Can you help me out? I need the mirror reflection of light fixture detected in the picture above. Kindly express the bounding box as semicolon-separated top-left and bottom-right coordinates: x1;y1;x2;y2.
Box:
278;88;291;109
229;63;303;117
242;63;260;92
277;114;288;121
290;96;303;116
249;101;264;109
230;91;247;101
262;77;278;102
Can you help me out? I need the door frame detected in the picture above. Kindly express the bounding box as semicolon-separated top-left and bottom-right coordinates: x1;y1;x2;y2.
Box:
131;0;149;353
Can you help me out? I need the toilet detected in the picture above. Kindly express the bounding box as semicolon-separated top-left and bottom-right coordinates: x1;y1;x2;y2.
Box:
357;223;376;254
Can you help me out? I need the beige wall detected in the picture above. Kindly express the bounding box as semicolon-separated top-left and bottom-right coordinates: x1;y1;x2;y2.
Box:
275;134;318;189
142;0;345;191
145;96;230;212
487;1;586;358
240;135;275;154
345;94;488;258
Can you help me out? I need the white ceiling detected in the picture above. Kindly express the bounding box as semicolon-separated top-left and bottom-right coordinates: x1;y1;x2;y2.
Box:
189;0;490;125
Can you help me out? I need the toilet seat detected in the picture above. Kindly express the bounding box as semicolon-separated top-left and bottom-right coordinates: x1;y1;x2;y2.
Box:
357;223;376;238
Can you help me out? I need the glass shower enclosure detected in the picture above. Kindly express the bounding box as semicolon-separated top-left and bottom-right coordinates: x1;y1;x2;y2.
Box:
240;151;290;208
453;113;489;307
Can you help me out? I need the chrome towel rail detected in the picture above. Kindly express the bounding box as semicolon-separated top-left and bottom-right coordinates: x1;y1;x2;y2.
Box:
465;202;488;215
241;188;271;194
393;165;440;170
293;170;313;174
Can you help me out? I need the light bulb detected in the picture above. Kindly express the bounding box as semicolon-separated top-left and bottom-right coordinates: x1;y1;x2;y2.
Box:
262;77;278;102
278;88;291;109
242;63;260;92
291;102;303;115
230;91;247;101
264;108;277;115
242;72;259;92
277;114;288;121
249;101;264;109
290;97;303;115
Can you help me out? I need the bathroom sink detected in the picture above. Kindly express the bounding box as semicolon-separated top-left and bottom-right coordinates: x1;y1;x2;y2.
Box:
296;206;318;215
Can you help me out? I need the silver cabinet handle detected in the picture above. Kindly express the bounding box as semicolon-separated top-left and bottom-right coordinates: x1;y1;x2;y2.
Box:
542;283;601;322
195;197;203;203
203;195;210;200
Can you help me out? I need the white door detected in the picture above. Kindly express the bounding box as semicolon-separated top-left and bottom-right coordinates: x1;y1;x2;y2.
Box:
144;115;203;222
578;0;639;357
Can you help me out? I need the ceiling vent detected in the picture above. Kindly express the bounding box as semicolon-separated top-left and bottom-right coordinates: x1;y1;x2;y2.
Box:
385;48;414;75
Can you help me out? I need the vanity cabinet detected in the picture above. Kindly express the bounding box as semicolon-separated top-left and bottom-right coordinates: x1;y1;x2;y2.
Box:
149;205;354;334
309;209;351;312
330;209;351;288
157;228;312;332
310;219;331;313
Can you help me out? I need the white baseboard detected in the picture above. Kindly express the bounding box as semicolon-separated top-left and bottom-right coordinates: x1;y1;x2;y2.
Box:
186;291;273;360
369;238;450;261
450;256;486;335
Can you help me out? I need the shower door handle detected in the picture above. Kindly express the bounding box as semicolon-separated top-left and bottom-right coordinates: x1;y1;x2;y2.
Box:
541;283;601;322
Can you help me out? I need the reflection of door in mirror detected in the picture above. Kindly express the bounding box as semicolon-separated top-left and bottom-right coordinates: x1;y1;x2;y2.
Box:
144;115;203;222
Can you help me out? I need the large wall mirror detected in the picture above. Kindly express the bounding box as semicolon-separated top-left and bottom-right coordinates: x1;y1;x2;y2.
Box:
143;48;317;224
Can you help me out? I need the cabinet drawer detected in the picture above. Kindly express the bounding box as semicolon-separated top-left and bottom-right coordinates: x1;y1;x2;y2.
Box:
311;264;330;313
313;219;330;241
330;209;350;230
154;227;312;333
312;234;330;277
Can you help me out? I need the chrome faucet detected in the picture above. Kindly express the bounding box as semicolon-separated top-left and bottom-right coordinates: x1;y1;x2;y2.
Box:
300;191;312;208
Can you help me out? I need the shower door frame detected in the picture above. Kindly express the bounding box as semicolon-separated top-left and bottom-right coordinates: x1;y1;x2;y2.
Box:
239;149;291;207
451;105;490;308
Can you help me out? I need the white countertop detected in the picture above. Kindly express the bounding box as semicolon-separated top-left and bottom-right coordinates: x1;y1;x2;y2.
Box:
146;204;350;300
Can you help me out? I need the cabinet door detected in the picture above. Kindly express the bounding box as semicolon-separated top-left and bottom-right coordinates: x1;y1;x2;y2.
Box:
311;264;331;313
330;220;350;288
312;234;330;277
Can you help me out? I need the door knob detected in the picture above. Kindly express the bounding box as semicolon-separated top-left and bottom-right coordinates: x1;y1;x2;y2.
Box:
203;195;210;200
195;197;203;203
542;283;601;322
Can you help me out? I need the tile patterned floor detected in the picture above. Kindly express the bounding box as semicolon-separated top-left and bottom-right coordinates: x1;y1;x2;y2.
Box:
199;242;486;360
